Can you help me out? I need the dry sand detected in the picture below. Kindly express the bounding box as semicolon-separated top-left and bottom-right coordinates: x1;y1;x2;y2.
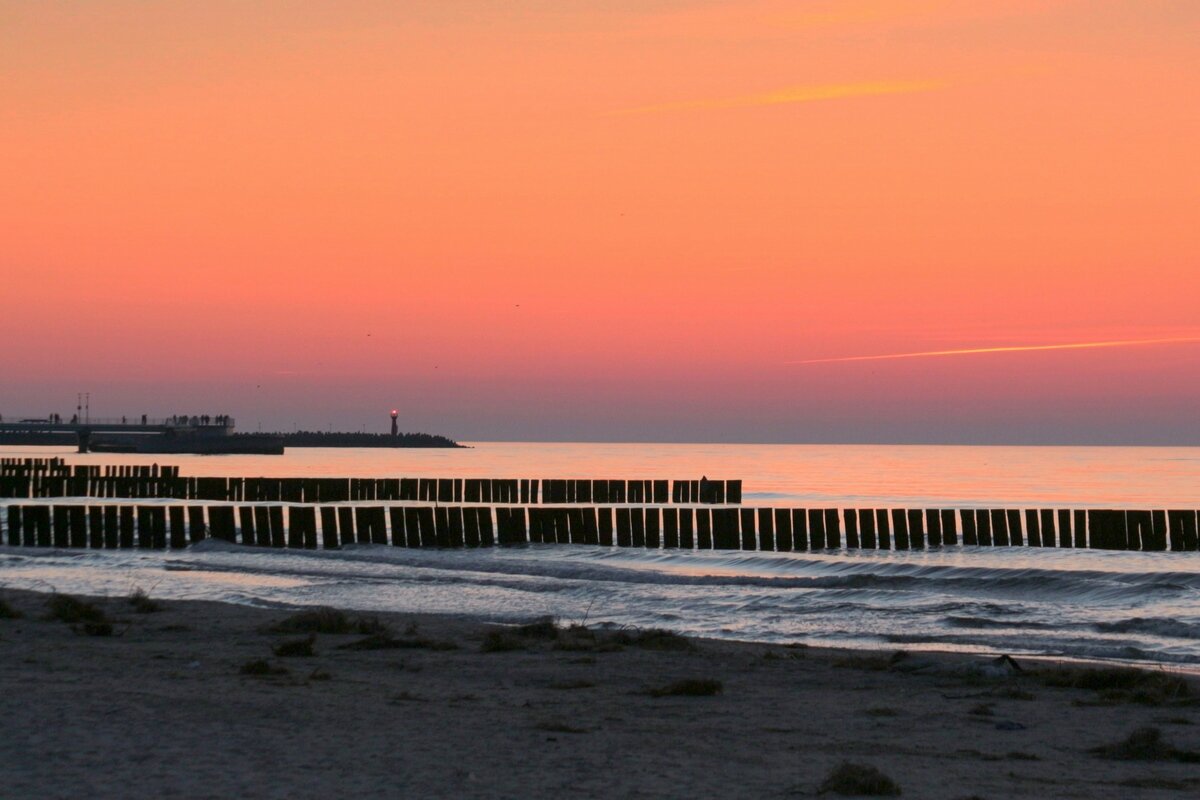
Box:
1;587;1197;799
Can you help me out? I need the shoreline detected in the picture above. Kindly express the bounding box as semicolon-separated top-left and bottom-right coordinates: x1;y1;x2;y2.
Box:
2;587;1198;798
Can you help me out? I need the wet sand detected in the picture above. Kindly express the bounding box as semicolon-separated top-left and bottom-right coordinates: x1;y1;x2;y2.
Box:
1;588;1197;799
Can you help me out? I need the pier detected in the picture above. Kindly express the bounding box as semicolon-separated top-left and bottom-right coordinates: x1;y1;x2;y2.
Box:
0;416;283;454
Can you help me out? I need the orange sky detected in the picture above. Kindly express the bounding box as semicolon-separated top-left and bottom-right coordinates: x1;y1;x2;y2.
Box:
2;1;1198;442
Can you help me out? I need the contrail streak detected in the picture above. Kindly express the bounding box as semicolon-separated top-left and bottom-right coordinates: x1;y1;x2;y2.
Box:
786;336;1200;365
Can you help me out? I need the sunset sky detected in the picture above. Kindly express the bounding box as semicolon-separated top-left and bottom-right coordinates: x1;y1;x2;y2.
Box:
2;1;1198;443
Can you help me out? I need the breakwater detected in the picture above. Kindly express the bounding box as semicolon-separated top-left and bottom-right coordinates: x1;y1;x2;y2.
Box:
1;458;1196;552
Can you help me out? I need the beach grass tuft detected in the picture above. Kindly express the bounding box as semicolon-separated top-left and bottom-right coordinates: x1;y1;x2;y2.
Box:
818;761;902;796
46;593;107;625
1041;665;1191;706
273;635;316;657
647;678;723;697
128;588;163;614
513;616;560;639
270;607;389;636
1089;726;1200;762
481;630;528;652
0;597;23;619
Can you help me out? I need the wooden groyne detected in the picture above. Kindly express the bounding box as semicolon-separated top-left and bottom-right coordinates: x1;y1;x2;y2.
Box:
3;503;1198;552
0;460;742;505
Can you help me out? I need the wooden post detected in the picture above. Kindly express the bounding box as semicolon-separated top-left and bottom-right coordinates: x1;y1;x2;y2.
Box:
88;506;103;549
739;508;756;550
7;505;22;546
652;480;668;504
824;509;841;549
843;509;860;549
1024;509;1041;547
238;506;256;546
1056;509;1072;548
858;508;876;549
170;506;187;549
630;508;646;548
775;508;793;551
726;480;742;504
291;506;317;549
416;507;435;547
53;505;69;547
335;507;354;546
447;507;465;548
679;508;694;549
404;508;423;547
615;508;632;547
206;506;233;543
1035;509;1053;547
599;507;614;545
253;506;271;547
527;508;544;543
906;509;924;549
808;510;825;549
1073;509;1088;548
960;509;977;546
68;505;87;548
433;507;450;547
977;510;993;546
988;509;1007;546
873;508;891;549
1005;509;1023;547
103;505;119;548
663;508;679;548
696;508;713;549
1148;511;1168;551
188;506;207;544
593;480;609;504
890;509;909;550
478;506;495;546
464;507;481;547
758;508;775;551
792;508;808;550
925;509;941;548
1167;510;1197;551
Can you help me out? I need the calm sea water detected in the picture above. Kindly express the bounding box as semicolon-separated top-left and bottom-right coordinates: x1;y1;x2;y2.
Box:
2;443;1199;668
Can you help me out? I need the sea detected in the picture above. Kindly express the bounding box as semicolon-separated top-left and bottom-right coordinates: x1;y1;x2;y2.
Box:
2;442;1199;669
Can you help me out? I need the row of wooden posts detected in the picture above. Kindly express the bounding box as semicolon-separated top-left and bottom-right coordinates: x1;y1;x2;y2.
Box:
0;461;741;505
4;504;1198;552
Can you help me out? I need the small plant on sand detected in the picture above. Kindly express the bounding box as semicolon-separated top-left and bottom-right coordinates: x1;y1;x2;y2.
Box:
273;634;316;657
46;593;107;625
338;631;458;651
270;607;389;636
1089;727;1200;762
646;678;723;697
833;651;908;672
128;587;162;614
611;627;693;651
533;719;589;734
0;598;23;619
818;762;902;796
239;659;289;677
862;707;900;717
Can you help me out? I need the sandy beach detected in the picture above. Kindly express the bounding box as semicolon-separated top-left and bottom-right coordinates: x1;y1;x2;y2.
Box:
0;587;1197;799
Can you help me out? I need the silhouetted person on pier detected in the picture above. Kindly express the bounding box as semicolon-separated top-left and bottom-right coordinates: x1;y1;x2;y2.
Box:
141;414;147;425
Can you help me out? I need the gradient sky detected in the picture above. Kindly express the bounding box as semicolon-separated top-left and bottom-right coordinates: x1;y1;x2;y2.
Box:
3;1;1198;443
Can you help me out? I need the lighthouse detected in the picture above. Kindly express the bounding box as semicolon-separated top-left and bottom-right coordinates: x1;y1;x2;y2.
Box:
390;409;399;438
